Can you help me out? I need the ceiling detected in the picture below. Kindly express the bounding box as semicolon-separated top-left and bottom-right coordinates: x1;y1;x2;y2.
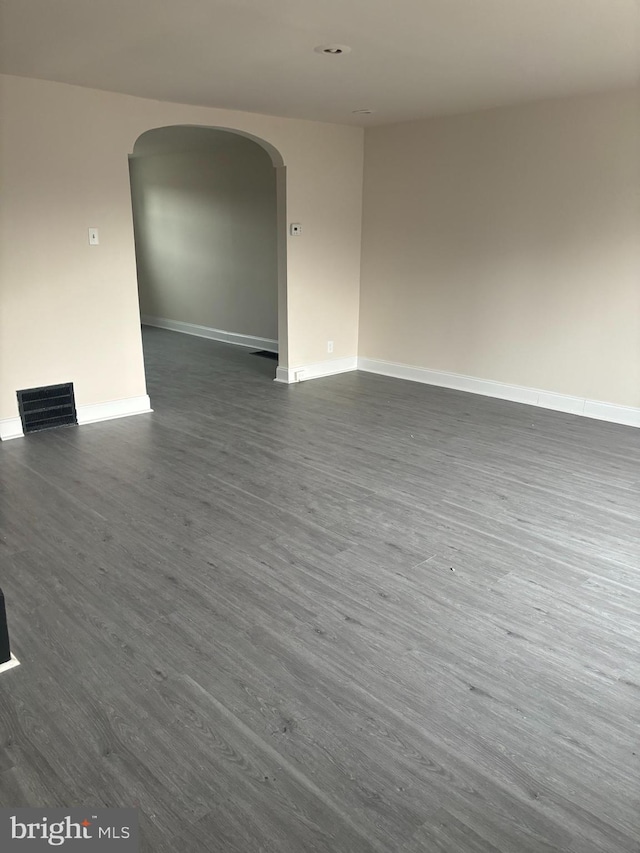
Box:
0;0;638;126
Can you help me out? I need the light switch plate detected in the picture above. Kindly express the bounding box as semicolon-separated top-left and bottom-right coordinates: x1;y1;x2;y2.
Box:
88;228;99;245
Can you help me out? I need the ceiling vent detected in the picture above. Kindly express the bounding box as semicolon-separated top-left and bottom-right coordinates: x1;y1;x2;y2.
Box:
17;382;78;434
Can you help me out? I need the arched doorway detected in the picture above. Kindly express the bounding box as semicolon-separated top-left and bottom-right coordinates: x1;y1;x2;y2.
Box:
128;125;288;389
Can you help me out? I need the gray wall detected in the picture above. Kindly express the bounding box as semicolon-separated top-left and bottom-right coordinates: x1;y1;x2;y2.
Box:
130;127;278;342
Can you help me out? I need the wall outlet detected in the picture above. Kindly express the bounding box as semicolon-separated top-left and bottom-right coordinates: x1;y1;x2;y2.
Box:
327;340;334;354
294;369;306;382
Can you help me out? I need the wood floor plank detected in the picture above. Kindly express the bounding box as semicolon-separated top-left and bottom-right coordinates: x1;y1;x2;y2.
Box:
1;325;638;851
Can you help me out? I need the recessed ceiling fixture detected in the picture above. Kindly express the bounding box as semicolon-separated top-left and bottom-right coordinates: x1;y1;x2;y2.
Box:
352;109;375;115
314;44;351;55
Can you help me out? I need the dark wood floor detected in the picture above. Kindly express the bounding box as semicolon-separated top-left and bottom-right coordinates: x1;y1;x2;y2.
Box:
1;325;639;852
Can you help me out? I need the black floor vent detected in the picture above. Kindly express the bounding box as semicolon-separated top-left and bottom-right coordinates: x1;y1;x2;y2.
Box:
17;382;77;434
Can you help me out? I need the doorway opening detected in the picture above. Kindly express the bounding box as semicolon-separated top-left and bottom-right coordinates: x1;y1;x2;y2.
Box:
129;125;287;396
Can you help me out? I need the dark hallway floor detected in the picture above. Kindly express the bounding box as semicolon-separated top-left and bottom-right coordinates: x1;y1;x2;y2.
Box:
1;326;639;851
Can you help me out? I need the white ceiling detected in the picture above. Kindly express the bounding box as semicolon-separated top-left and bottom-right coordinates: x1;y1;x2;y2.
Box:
1;0;638;126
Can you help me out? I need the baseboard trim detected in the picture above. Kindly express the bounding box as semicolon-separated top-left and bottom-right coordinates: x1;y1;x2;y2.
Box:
141;315;278;353
357;357;640;429
274;357;358;384
274;366;293;384
0;418;25;441
77;395;153;426
0;397;152;441
0;654;20;675
582;399;640;427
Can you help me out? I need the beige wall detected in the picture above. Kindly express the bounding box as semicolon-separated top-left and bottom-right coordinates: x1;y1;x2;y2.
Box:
0;74;364;421
360;89;640;408
3;74;637;424
130;127;278;341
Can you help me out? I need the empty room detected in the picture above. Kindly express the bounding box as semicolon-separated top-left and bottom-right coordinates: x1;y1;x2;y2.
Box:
0;2;638;851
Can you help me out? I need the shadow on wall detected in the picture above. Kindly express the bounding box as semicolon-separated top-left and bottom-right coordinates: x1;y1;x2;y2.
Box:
129;126;279;349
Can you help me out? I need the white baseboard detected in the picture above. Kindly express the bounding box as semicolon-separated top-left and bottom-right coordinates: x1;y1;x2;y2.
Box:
582;399;640;427
77;395;152;426
0;417;24;441
141;315;278;353
274;366;293;384
0;654;20;675
357;357;640;429
274;356;358;384
0;397;152;441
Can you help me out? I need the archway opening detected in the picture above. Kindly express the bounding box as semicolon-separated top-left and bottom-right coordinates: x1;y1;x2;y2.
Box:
129;125;287;402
